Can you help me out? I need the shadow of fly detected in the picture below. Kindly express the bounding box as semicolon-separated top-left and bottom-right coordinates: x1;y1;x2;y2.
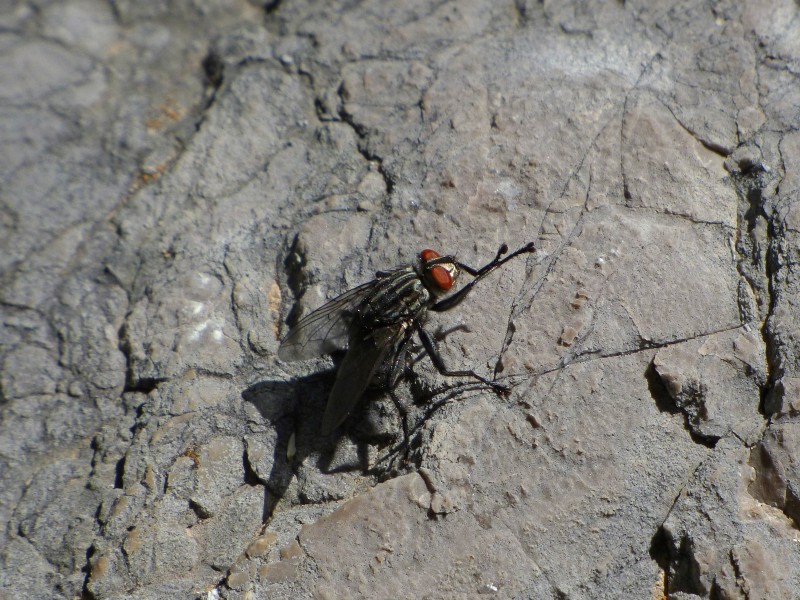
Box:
279;242;536;435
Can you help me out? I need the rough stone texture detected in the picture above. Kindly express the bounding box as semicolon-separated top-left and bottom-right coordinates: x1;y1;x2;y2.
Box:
1;1;799;599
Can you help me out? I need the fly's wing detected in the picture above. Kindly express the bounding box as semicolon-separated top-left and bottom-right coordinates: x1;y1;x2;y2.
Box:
321;325;403;435
278;281;376;362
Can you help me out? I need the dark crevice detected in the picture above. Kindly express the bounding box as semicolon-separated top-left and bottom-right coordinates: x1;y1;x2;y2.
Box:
692;432;719;449
202;50;225;91
114;456;126;489
648;526;672;581
709;580;726;600
188;500;212;520
336;87;396;196
645;360;719;449
80;544;97;600
375;161;395;196
122;377;164;395
757;378;772;415
263;0;282;14
645;361;678;415
81;544;95;575
313;96;339;123
728;148;779;416
667;534;707;596
118;319;166;396
283;233;306;300
622;180;632;200
191;367;235;381
763;210;783;390
697;137;730;158
243;447;266;487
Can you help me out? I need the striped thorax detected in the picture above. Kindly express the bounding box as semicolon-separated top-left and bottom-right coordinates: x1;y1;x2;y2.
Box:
356;250;459;331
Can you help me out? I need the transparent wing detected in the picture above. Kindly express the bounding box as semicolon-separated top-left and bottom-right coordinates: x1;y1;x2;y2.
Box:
321;325;404;435
278;280;377;362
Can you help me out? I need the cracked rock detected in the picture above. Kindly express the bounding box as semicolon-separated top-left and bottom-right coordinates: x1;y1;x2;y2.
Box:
3;1;800;598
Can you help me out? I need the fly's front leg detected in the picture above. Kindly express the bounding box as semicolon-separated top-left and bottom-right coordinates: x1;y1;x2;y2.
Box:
431;242;535;313
414;321;511;396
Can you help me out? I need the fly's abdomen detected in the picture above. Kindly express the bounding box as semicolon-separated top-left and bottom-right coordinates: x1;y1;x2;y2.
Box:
358;268;430;329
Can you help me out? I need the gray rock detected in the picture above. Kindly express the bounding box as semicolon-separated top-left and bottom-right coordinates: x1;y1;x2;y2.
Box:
2;0;799;599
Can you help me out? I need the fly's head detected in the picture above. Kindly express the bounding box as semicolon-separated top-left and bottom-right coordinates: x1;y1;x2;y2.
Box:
419;249;459;295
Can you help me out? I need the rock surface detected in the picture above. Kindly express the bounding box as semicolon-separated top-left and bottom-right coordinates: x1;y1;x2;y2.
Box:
1;1;799;598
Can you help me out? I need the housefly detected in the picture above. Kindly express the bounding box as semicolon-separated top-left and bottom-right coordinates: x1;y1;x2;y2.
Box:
278;242;536;435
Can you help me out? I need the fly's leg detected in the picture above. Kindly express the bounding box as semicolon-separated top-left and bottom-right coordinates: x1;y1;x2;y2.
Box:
385;326;415;454
415;322;511;396
401;323;470;372
456;242;512;277
431;242;535;313
387;326;415;389
373;330;414;475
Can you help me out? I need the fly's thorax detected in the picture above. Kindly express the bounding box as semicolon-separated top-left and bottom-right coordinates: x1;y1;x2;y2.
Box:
358;267;431;329
419;249;459;295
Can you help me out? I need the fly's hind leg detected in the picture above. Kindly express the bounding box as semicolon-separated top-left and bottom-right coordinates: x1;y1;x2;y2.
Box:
415;322;511;396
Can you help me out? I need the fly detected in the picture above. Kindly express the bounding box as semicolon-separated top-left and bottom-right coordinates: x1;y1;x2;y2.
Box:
278;242;536;435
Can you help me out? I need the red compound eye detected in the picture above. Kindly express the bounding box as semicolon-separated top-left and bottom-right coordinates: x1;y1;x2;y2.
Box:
430;265;454;290
420;248;440;262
